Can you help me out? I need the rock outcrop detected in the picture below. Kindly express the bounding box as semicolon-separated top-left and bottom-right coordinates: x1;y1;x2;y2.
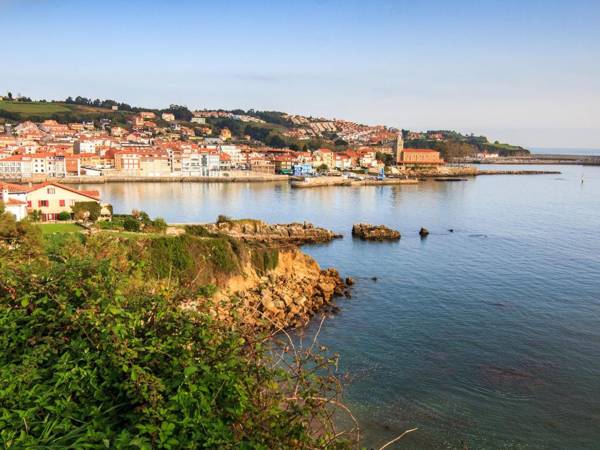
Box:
187;248;348;331
352;223;401;241
419;227;429;237
203;219;342;245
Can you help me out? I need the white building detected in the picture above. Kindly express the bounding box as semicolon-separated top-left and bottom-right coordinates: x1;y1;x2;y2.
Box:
1;182;28;221
219;145;243;167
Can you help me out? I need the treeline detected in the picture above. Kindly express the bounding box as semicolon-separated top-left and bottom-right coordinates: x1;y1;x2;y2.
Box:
65;96;141;112
0;109;132;126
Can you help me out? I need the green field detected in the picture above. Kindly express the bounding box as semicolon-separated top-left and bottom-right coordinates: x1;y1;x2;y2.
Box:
0;101;73;114
36;223;83;234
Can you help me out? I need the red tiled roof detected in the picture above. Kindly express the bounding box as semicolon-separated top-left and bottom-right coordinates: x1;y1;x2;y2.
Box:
6;198;27;205
26;182;100;200
0;182;27;193
403;148;439;153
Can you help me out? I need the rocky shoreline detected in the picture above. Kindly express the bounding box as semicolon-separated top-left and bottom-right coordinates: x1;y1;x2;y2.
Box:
183;247;349;332
203;219;342;245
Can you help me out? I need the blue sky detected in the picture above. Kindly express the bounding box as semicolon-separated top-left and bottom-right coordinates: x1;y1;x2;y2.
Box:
1;0;599;148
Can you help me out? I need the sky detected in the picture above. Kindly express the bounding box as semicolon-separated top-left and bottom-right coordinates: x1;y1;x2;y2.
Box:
1;0;599;148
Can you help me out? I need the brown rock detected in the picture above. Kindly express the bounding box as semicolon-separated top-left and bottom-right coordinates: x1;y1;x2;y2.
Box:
352;223;401;241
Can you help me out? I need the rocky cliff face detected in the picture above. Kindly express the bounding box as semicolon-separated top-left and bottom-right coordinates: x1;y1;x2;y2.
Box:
183;246;349;332
203;219;342;245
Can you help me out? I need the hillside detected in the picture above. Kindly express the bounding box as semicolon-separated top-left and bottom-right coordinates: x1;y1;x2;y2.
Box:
0;100;134;125
0;97;530;157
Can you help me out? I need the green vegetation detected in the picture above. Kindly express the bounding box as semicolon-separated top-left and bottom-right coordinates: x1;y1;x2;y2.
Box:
0;209;348;449
0;100;133;126
123;216;141;232
35;222;82;234
404;130;530;159
72;201;102;221
0;100;71;114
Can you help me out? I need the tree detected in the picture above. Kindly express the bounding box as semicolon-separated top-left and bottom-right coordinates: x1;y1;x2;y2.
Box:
164;104;193;122
376;151;394;166
317;163;329;174
6;92;13;100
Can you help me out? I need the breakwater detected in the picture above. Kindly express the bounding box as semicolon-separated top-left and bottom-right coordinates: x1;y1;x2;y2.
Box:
291;176;419;188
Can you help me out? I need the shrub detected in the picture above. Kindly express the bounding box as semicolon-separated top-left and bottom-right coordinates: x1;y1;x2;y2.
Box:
150;217;167;233
72;201;101;222
216;214;232;224
57;211;71;221
123;216;140;232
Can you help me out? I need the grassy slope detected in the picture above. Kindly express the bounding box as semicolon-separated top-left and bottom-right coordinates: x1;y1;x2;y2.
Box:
36;223;83;234
0;101;131;124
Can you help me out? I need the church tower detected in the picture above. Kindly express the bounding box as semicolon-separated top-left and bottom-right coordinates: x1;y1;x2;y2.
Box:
395;131;404;165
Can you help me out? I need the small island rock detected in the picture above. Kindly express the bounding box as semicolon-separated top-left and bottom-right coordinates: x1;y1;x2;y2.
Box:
352;223;401;241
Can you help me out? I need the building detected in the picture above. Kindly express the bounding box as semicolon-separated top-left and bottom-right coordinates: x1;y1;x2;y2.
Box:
395;133;404;164
220;128;232;141
397;148;444;166
24;182;103;221
313;148;334;168
1;182;28;220
272;156;293;174
293;163;314;176
161;113;175;122
220;145;243;167
249;158;275;174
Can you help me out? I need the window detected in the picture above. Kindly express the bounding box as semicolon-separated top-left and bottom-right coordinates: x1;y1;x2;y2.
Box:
47;188;55;194
27;201;32;208
38;200;49;207
59;200;65;207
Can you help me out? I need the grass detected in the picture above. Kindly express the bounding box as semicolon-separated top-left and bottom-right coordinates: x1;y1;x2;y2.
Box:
0;101;72;114
36;223;83;235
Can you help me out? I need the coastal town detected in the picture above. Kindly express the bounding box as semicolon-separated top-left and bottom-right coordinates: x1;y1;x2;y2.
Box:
0;96;563;222
0;111;446;182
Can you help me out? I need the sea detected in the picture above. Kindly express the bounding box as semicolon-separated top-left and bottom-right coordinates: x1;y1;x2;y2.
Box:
79;162;600;449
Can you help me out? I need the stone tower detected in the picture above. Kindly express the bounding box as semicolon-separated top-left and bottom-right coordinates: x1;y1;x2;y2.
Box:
395;132;404;165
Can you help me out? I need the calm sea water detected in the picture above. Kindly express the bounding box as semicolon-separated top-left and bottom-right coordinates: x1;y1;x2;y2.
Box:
79;165;600;449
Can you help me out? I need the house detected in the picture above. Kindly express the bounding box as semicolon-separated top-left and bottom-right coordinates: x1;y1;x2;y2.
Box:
161;113;175;122
334;153;352;170
249;158;275;174
397;148;444;165
219;152;232;171
25;182;103;221
139;112;156;120
272;156;294;174
0;182;28;221
313;148;334;168
220;145;243;167
220;128;232;141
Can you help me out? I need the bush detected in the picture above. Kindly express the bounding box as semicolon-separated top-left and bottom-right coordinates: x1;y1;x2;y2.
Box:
216;214;232;224
150;217;167;233
72;201;101;222
123;216;140;232
57;211;71;221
